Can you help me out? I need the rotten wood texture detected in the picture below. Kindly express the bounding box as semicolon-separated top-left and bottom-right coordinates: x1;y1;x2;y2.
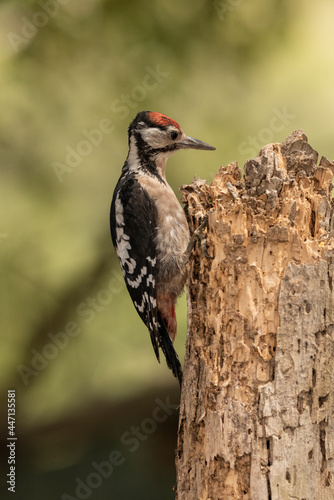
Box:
176;130;334;500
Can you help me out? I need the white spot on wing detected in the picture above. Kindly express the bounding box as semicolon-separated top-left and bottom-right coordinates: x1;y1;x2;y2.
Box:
134;292;157;315
146;274;155;288
134;292;149;313
115;193;136;274
127;266;147;288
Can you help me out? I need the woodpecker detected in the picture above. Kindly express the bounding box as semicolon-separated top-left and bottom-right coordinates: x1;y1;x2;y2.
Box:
110;111;215;385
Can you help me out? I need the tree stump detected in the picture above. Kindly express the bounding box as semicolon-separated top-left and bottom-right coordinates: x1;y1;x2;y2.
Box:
176;131;334;500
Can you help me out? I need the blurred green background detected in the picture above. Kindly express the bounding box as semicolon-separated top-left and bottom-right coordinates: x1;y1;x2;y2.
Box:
1;0;334;498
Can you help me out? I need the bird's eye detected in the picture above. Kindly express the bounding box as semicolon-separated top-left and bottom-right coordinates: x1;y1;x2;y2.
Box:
170;130;179;141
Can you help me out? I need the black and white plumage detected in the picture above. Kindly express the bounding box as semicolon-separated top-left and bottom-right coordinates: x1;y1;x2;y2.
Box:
110;111;215;385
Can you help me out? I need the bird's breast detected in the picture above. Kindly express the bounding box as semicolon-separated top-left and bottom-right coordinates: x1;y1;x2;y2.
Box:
138;175;190;275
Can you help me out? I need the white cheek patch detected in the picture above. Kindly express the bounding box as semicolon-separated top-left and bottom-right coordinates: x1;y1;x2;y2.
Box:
141;128;169;149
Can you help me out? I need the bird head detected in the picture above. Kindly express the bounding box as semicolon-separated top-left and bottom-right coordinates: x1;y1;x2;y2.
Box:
126;111;215;178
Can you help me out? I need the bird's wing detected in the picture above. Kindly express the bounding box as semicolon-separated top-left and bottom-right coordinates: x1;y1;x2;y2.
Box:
110;175;160;360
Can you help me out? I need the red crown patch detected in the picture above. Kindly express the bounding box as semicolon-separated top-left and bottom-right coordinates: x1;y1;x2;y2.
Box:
148;112;181;130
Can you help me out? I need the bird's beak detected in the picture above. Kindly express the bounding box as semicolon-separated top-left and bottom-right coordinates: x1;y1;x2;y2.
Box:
177;136;216;151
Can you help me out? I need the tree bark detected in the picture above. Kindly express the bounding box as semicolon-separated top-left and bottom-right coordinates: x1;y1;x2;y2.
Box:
176;130;334;500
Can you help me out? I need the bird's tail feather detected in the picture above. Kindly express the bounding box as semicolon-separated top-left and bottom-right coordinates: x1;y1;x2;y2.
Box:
147;309;160;362
157;312;183;387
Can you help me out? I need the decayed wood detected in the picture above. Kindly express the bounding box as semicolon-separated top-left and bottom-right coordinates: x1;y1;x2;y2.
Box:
176;131;334;500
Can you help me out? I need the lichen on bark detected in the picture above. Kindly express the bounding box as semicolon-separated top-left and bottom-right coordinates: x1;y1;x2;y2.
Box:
176;130;334;500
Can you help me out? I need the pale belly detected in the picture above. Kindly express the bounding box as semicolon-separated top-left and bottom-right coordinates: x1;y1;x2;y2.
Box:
138;174;190;282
